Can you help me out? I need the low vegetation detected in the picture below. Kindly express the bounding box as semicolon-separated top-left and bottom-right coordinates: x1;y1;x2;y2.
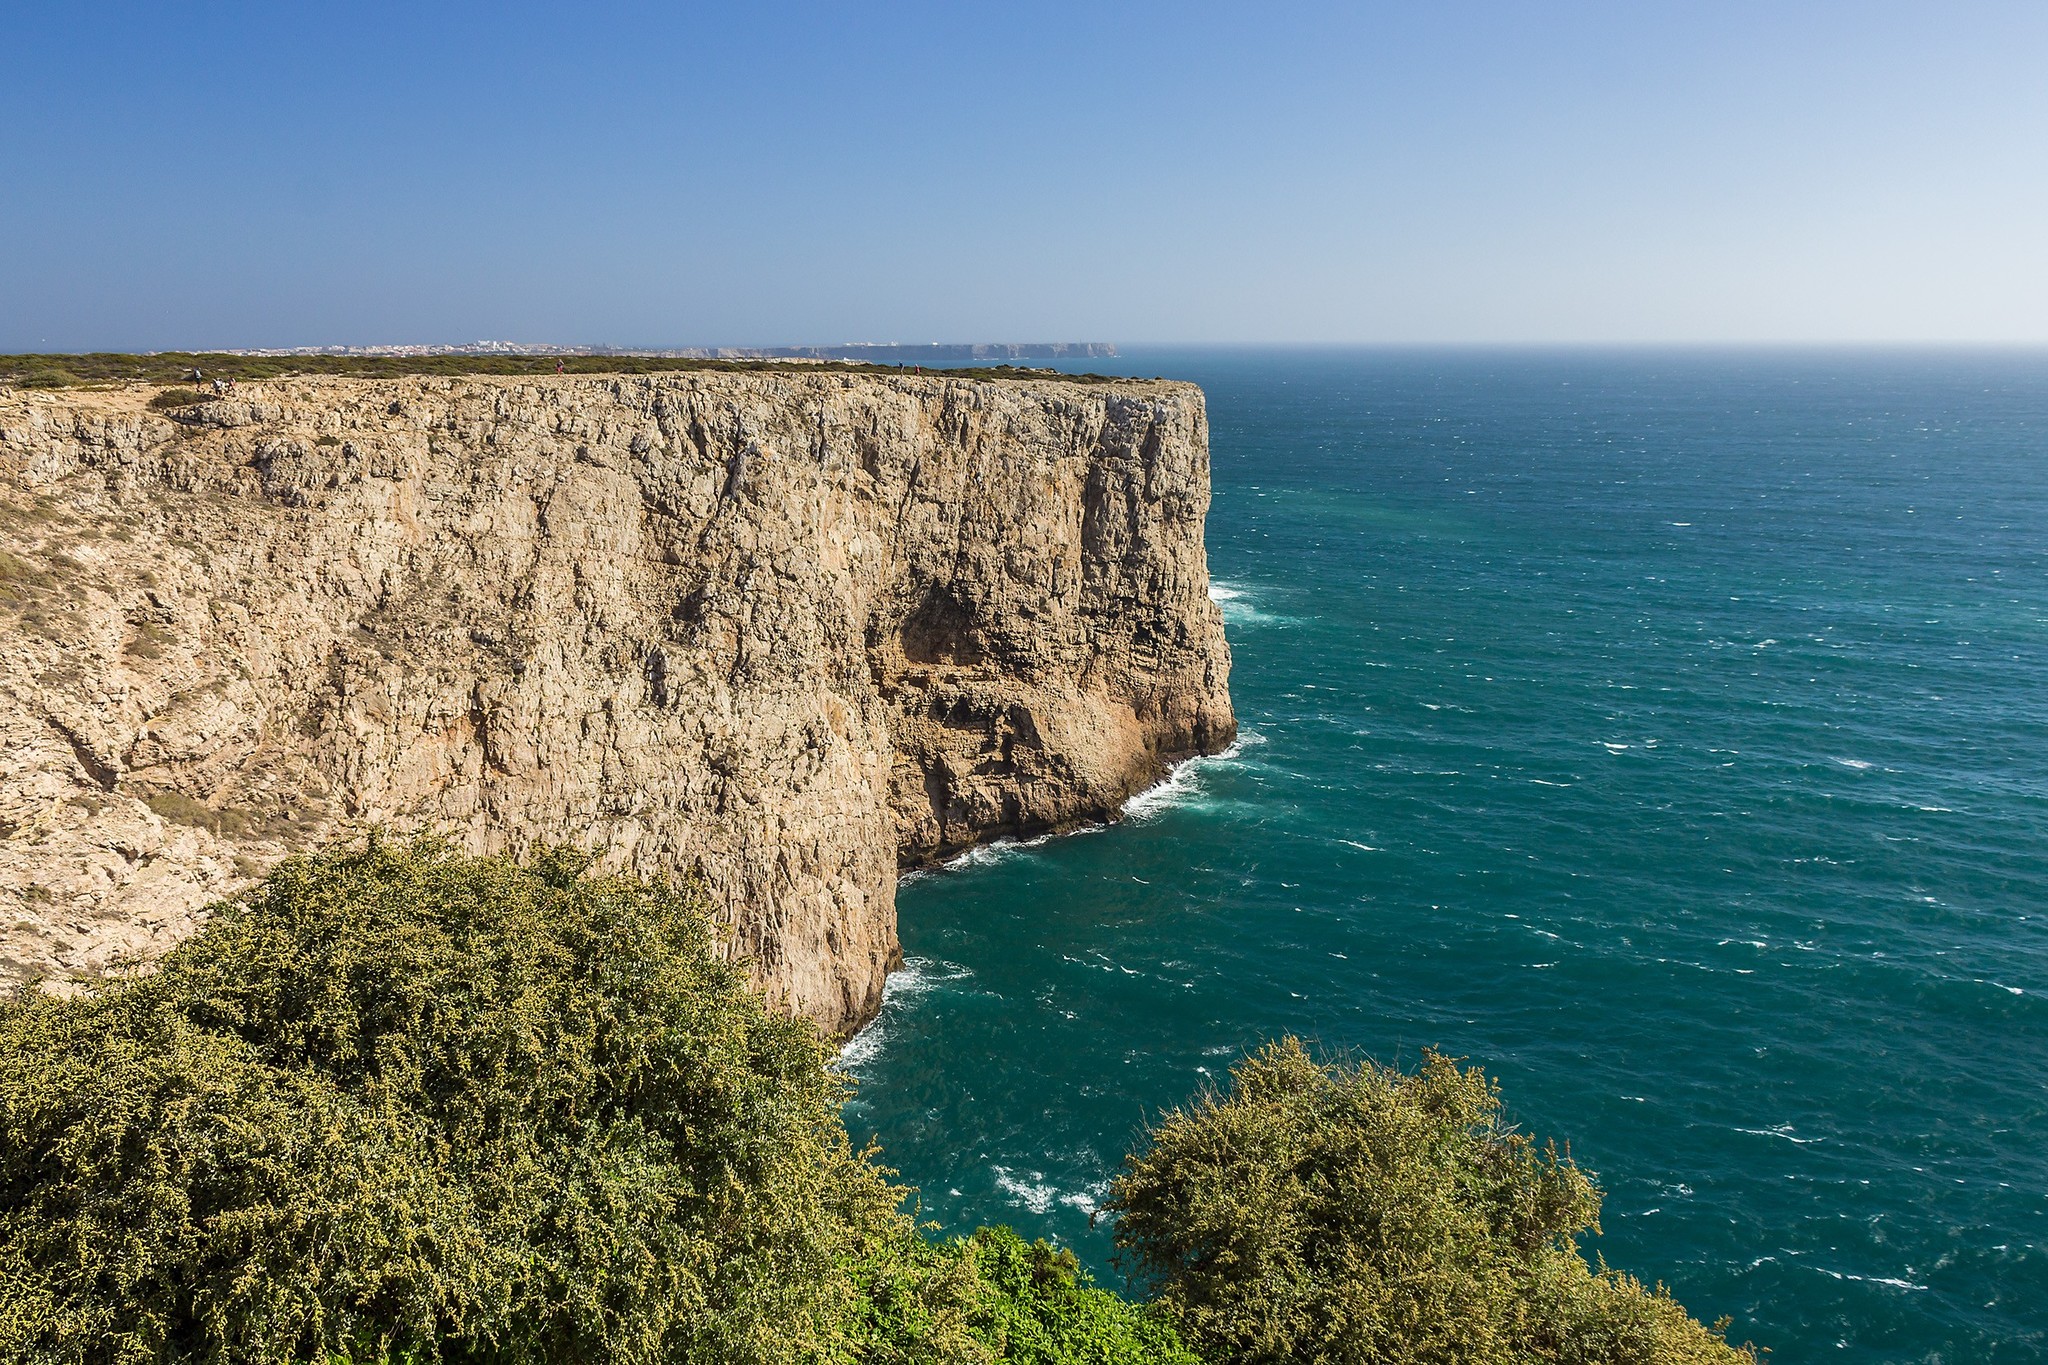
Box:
1109;1041;1753;1365
144;387;204;411
0;352;1124;389
0;840;1753;1363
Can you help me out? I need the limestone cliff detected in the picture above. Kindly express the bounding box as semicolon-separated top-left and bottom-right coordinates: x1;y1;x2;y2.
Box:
0;372;1233;1034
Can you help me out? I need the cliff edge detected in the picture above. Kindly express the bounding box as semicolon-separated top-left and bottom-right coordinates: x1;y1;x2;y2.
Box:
0;372;1232;1034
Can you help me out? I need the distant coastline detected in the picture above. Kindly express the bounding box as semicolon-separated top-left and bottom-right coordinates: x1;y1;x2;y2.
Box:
212;340;1119;365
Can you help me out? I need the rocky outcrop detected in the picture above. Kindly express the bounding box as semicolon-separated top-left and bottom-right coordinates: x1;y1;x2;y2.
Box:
0;372;1232;1034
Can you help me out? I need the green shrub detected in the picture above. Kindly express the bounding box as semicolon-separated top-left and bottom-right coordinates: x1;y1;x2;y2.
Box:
0;838;933;1364
836;1224;1196;1365
1107;1039;1753;1365
0;840;1738;1365
961;1227;1197;1365
145;387;203;411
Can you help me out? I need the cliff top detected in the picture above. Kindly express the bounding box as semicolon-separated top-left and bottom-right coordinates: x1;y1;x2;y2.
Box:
0;356;1226;1035
0;350;1168;393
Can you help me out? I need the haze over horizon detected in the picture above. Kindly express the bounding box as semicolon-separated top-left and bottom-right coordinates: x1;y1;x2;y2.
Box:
5;2;2045;352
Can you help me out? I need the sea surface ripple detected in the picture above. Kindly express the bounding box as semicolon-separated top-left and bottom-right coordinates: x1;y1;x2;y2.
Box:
841;348;2048;1363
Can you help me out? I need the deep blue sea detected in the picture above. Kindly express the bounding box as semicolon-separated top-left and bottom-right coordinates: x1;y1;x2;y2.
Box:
841;348;2048;1363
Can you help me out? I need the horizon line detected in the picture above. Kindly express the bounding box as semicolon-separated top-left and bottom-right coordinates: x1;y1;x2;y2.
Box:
9;339;2048;358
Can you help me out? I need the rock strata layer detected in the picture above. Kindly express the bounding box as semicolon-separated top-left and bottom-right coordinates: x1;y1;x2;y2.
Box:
0;372;1232;1034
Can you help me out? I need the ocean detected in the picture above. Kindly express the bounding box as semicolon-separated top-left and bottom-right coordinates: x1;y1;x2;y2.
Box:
839;348;2048;1363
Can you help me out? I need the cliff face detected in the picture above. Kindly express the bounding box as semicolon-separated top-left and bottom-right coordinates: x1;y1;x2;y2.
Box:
0;372;1232;1034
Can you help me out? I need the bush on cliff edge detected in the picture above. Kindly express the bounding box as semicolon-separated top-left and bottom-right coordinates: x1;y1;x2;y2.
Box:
1108;1039;1755;1365
0;839;1014;1363
0;838;1747;1363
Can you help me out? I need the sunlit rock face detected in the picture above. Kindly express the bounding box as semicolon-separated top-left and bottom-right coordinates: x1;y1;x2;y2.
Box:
0;371;1232;1034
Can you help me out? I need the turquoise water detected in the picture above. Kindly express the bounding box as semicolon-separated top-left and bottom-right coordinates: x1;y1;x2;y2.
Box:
841;349;2048;1362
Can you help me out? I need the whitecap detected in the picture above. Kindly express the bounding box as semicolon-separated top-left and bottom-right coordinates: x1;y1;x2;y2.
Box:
1338;839;1379;852
991;1167;1060;1216
1832;757;1873;771
1061;1181;1111;1214
992;1167;1103;1217
1734;1124;1823;1145
1812;1267;1929;1291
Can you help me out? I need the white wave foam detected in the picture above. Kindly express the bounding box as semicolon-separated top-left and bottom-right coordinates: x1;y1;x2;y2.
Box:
991;1168;1060;1215
1812;1267;1929;1291
935;821;1106;873
835;1026;889;1072
835;956;973;1071
1207;579;1281;626
942;838;1038;871
1734;1123;1823;1145
991;1167;1106;1216
1833;757;1873;770
1121;730;1264;822
914;732;1262;874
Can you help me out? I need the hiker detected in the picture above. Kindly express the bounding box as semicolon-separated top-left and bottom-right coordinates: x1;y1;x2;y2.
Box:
555;359;565;374
188;367;202;389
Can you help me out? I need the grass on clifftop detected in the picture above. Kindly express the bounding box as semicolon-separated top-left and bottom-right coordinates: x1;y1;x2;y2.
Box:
0;352;1129;390
0;839;1754;1364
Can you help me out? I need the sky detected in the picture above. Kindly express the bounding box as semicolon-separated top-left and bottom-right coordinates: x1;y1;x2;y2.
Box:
4;2;2045;350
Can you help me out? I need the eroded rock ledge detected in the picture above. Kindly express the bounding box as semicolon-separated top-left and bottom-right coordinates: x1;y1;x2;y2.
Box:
0;372;1232;1034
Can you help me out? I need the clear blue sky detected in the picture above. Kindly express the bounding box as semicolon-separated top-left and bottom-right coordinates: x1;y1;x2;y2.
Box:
5;2;2044;349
